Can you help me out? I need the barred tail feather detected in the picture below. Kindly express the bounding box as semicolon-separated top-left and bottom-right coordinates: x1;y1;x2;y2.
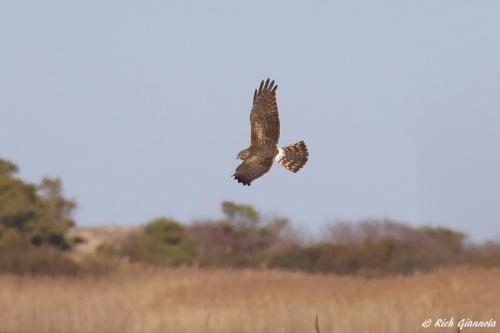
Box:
274;141;309;173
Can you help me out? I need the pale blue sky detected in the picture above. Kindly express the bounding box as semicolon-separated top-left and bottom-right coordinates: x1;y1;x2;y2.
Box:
1;1;499;240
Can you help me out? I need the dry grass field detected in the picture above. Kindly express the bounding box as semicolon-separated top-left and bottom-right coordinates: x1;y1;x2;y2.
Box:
0;266;498;333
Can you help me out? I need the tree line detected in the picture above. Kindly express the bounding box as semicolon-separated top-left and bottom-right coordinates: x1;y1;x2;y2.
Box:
1;157;500;277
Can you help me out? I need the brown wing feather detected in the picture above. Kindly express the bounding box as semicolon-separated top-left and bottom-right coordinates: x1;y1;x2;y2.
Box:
250;79;280;145
232;155;273;186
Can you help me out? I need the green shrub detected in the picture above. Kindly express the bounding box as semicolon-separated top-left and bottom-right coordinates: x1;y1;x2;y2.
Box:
126;218;197;266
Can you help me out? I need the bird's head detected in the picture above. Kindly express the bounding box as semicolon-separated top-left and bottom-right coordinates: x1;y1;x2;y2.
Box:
237;148;250;160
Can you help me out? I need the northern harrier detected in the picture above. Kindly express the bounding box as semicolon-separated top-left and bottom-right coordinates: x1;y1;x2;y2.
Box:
233;79;309;186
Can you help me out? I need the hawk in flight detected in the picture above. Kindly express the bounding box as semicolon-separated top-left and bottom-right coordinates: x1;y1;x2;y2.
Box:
233;79;309;186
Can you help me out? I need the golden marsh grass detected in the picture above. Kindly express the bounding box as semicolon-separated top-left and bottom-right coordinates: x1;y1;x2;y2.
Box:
0;266;498;333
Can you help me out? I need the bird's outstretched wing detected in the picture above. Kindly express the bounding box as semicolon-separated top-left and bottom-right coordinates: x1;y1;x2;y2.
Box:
250;79;280;145
233;155;273;186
